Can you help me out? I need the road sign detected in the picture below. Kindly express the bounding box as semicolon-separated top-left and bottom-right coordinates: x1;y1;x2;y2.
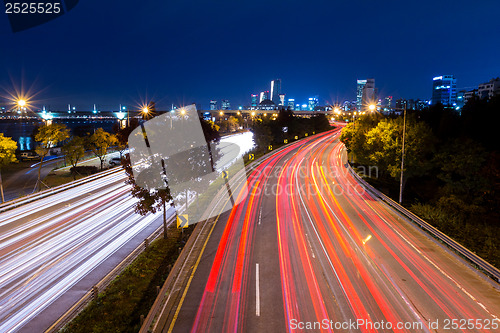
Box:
222;171;228;179
177;214;189;228
284;139;288;144
249;153;254;160
268;145;273;151
294;136;298;140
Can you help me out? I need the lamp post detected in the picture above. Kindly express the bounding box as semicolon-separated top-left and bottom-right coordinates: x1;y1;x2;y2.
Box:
368;102;407;204
399;103;407;204
142;106;149;120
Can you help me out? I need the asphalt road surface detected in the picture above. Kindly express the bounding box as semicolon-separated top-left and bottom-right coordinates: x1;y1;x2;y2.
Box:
1;158;62;202
168;128;500;333
0;170;167;332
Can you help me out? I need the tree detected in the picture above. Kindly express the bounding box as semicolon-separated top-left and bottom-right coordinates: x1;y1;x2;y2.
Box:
88;128;118;170
219;116;238;133
123;155;172;239
364;117;435;191
35;123;70;191
435;139;489;202
122;116;221;239
62;136;85;180
0;134;18;202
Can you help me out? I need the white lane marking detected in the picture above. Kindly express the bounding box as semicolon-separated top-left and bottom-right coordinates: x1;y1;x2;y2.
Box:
258;209;262;225
256;263;260;316
305;233;316;258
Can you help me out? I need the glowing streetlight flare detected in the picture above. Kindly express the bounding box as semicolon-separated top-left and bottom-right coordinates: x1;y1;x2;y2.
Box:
142;107;149;113
369;104;376;111
17;99;26;107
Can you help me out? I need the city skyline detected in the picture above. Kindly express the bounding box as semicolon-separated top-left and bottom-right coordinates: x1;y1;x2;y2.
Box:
2;73;498;113
1;0;499;109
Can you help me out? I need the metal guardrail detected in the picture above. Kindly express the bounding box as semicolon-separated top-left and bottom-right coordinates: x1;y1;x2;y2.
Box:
346;162;500;284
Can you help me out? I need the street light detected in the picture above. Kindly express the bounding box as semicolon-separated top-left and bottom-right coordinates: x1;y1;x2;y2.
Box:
369;103;407;204
142;106;150;120
369;104;376;111
399;103;407;205
17;99;26;115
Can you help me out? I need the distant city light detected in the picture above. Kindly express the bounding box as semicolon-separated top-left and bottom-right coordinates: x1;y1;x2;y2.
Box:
41;112;53;120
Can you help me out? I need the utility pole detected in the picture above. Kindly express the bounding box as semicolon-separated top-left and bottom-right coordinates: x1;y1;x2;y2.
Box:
399;103;407;204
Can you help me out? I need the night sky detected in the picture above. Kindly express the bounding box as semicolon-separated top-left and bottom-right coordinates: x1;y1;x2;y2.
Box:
1;0;499;110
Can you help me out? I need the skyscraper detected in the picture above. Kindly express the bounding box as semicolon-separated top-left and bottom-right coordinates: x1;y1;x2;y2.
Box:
356;80;367;111
362;79;376;111
251;94;258;109
279;94;285;106
210;100;217;110
308;97;319;111
270;79;281;105
287;98;295;110
357;78;377;111
221;100;230;110
259;91;269;103
431;75;457;106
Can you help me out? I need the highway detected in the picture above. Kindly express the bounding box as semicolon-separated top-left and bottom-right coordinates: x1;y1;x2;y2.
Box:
0;132;253;333
0;170;166;332
167;128;500;333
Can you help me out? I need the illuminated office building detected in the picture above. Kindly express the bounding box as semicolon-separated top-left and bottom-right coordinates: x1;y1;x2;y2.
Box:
279;94;285;106
308;97;319;111
251;94;258;109
259;91;269;103
221;100;230;110
270;79;281;104
431;75;457;106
